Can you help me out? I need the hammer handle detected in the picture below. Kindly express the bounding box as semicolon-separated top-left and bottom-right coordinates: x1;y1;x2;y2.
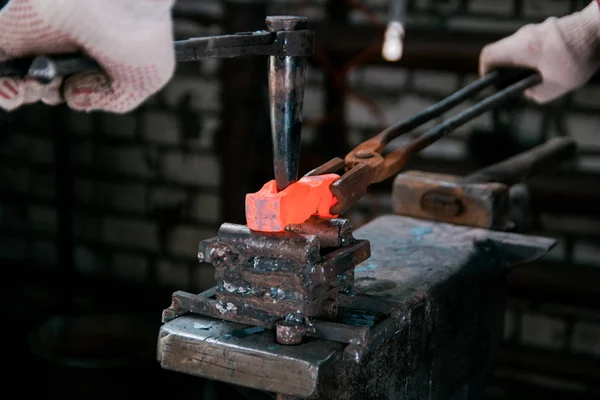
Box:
463;137;577;185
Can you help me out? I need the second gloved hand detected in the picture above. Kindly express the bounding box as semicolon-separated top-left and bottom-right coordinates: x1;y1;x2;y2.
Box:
479;1;600;104
0;0;176;113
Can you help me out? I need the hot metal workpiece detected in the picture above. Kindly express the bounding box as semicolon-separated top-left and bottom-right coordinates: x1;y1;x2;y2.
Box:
158;215;556;399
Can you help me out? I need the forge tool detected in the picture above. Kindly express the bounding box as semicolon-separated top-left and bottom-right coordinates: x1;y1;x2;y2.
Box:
158;54;561;399
306;68;544;216
392;136;577;231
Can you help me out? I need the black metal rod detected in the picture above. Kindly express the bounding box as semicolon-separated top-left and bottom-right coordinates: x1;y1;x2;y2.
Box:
404;72;542;156
267;16;308;191
378;69;535;145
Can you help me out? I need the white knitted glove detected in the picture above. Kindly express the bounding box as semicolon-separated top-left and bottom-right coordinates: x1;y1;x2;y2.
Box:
480;1;600;104
0;0;175;113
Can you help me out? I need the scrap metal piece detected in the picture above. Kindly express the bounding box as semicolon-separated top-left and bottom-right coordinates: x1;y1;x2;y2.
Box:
276;320;308;345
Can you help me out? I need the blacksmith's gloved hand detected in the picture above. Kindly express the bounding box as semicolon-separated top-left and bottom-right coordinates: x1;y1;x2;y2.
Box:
479;1;600;104
0;0;176;113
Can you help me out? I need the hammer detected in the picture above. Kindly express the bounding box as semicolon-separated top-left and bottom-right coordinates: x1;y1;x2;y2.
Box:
392;137;577;231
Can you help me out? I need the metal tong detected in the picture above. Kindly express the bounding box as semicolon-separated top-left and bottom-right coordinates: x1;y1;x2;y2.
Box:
306;68;543;215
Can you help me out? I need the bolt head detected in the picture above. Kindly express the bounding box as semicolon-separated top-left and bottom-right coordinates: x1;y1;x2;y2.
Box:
355;150;374;159
266;16;308;32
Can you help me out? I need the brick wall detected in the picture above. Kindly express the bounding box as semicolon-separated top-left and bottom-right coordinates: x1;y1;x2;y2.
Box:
0;0;599;397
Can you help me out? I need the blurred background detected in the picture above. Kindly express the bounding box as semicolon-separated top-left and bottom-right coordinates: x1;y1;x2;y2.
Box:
0;0;598;399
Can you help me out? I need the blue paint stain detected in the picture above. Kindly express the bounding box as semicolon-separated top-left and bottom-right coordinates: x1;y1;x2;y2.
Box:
231;326;265;338
268;345;280;351
355;261;379;272
410;227;433;241
223;334;232;339
193;323;212;330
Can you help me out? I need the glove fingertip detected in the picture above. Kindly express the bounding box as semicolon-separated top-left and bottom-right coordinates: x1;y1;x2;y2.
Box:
64;71;113;112
0;77;24;111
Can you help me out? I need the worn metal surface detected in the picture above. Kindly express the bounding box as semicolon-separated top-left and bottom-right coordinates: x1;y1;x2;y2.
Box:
392;137;577;230
158;215;556;399
393;170;509;229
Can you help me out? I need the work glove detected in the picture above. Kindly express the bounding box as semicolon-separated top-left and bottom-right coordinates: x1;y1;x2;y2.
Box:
0;0;176;113
479;1;600;104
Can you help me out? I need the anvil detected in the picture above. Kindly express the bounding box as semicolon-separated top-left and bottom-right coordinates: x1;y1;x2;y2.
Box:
156;215;555;399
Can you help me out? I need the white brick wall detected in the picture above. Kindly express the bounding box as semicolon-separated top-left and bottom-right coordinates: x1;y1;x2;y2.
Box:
565;114;600;147
67;111;95;135
28;172;55;200
190;193;221;223
168;225;215;258
504;309;516;339
103;218;159;250
29;240;58;267
412;70;459;94
469;0;513;15
0;135;54;164
521;313;567;350
102;113;137;138
163;77;221;112
523;0;570;19
570;321;600;357
0;165;30;194
75;180;146;213
95;145;159;177
162;152;221;186
113;253;149;283
157;259;191;288
74;245;109;275
0;234;26;260
143;111;180;145
28;205;57;233
573;240;600;267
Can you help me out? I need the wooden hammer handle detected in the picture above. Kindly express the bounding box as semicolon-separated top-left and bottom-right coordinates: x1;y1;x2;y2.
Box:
462;137;577;185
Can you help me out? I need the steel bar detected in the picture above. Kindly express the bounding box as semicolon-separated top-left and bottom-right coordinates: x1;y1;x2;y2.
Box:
267;16;308;191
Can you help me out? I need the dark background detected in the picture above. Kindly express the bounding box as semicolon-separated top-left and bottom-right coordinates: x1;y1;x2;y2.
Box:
1;0;599;399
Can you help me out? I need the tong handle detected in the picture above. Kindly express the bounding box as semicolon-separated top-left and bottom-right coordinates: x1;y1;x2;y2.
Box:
0;54;99;83
367;68;539;152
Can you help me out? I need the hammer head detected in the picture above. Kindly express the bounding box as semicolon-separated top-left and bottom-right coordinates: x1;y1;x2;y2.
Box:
392;170;509;230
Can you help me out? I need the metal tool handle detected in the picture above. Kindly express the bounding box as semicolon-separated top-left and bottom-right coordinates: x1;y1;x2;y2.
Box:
353;68;539;157
462;137;577;185
29;55;100;84
372;69;542;183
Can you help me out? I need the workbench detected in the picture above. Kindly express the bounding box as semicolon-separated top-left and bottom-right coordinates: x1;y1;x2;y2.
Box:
157;215;555;399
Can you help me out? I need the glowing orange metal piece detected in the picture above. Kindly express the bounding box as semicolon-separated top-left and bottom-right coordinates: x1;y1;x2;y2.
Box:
245;174;340;232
